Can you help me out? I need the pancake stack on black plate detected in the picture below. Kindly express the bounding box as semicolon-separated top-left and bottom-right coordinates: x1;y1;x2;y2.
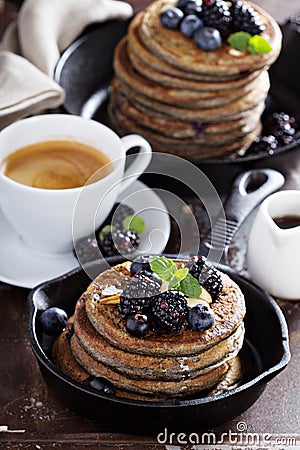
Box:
54;259;246;400
108;0;282;160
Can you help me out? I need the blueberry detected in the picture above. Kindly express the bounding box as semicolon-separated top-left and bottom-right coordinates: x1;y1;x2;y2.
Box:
182;2;202;16
130;255;152;275
135;270;163;286
194;27;222;51
126;314;150;338
89;377;115;395
188;303;215;331
176;0;195;9
160;7;184;29
180;14;203;37
39;307;68;336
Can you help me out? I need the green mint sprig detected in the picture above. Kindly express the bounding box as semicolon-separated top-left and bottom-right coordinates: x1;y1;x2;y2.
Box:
228;32;272;54
122;215;145;234
149;256;202;298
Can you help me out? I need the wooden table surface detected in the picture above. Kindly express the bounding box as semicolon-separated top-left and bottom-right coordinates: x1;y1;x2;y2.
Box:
1;1;300;448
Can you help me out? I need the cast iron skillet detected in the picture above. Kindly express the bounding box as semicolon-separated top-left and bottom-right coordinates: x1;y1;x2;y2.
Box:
54;18;300;195
27;169;290;434
27;258;290;434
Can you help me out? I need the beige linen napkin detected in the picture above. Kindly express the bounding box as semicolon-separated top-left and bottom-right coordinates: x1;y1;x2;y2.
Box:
0;50;64;130
0;0;133;130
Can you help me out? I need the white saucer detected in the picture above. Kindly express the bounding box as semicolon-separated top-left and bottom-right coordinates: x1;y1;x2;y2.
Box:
0;181;170;289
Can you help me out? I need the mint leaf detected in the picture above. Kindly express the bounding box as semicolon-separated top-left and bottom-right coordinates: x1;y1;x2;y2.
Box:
168;268;189;290
99;224;115;242
228;32;272;54
150;256;202;297
248;35;272;54
228;32;251;51
180;273;202;298
122;215;145;234
149;256;177;280
174;268;189;281
168;276;181;290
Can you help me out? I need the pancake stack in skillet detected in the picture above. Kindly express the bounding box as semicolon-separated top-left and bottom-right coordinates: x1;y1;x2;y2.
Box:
54;259;246;400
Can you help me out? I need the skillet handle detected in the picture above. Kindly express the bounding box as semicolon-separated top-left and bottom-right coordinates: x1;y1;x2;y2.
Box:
199;168;285;261
223;168;285;224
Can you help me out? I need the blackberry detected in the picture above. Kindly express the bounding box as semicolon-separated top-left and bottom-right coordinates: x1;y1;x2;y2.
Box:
245;135;278;156
74;234;100;264
202;270;223;299
200;0;232;37
100;229;140;257
274;131;296;147
188;256;223;300
187;255;208;278
231;0;265;35
119;272;161;318
150;291;188;333
264;112;298;146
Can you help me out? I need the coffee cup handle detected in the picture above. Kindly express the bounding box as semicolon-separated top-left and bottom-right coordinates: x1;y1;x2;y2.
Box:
118;134;152;193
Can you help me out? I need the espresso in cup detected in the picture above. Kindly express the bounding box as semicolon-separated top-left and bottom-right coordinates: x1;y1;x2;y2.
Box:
0;140;113;189
0;114;152;254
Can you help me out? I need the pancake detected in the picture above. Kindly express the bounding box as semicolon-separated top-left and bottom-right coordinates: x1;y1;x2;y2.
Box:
114;38;270;110
53;317;90;384
108;103;261;158
70;333;236;397
53;321;243;400
128;12;264;88
74;295;245;381
84;267;246;357
110;88;263;141
139;0;282;77
113;71;270;121
85;267;130;293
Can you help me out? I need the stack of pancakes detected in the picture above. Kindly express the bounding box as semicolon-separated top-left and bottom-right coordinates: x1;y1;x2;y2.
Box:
54;260;246;400
108;0;282;159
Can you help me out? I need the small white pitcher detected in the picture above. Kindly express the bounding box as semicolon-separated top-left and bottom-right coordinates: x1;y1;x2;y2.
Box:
247;190;300;300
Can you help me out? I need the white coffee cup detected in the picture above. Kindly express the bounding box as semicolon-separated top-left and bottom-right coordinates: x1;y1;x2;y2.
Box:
0;114;152;254
247;190;300;300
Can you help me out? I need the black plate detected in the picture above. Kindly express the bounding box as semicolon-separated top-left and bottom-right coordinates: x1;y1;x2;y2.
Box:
55;19;130;117
28;256;290;434
54;18;300;194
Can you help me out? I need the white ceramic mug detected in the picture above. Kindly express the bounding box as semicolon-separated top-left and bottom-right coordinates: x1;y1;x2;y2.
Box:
247;190;300;300
0;114;152;254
